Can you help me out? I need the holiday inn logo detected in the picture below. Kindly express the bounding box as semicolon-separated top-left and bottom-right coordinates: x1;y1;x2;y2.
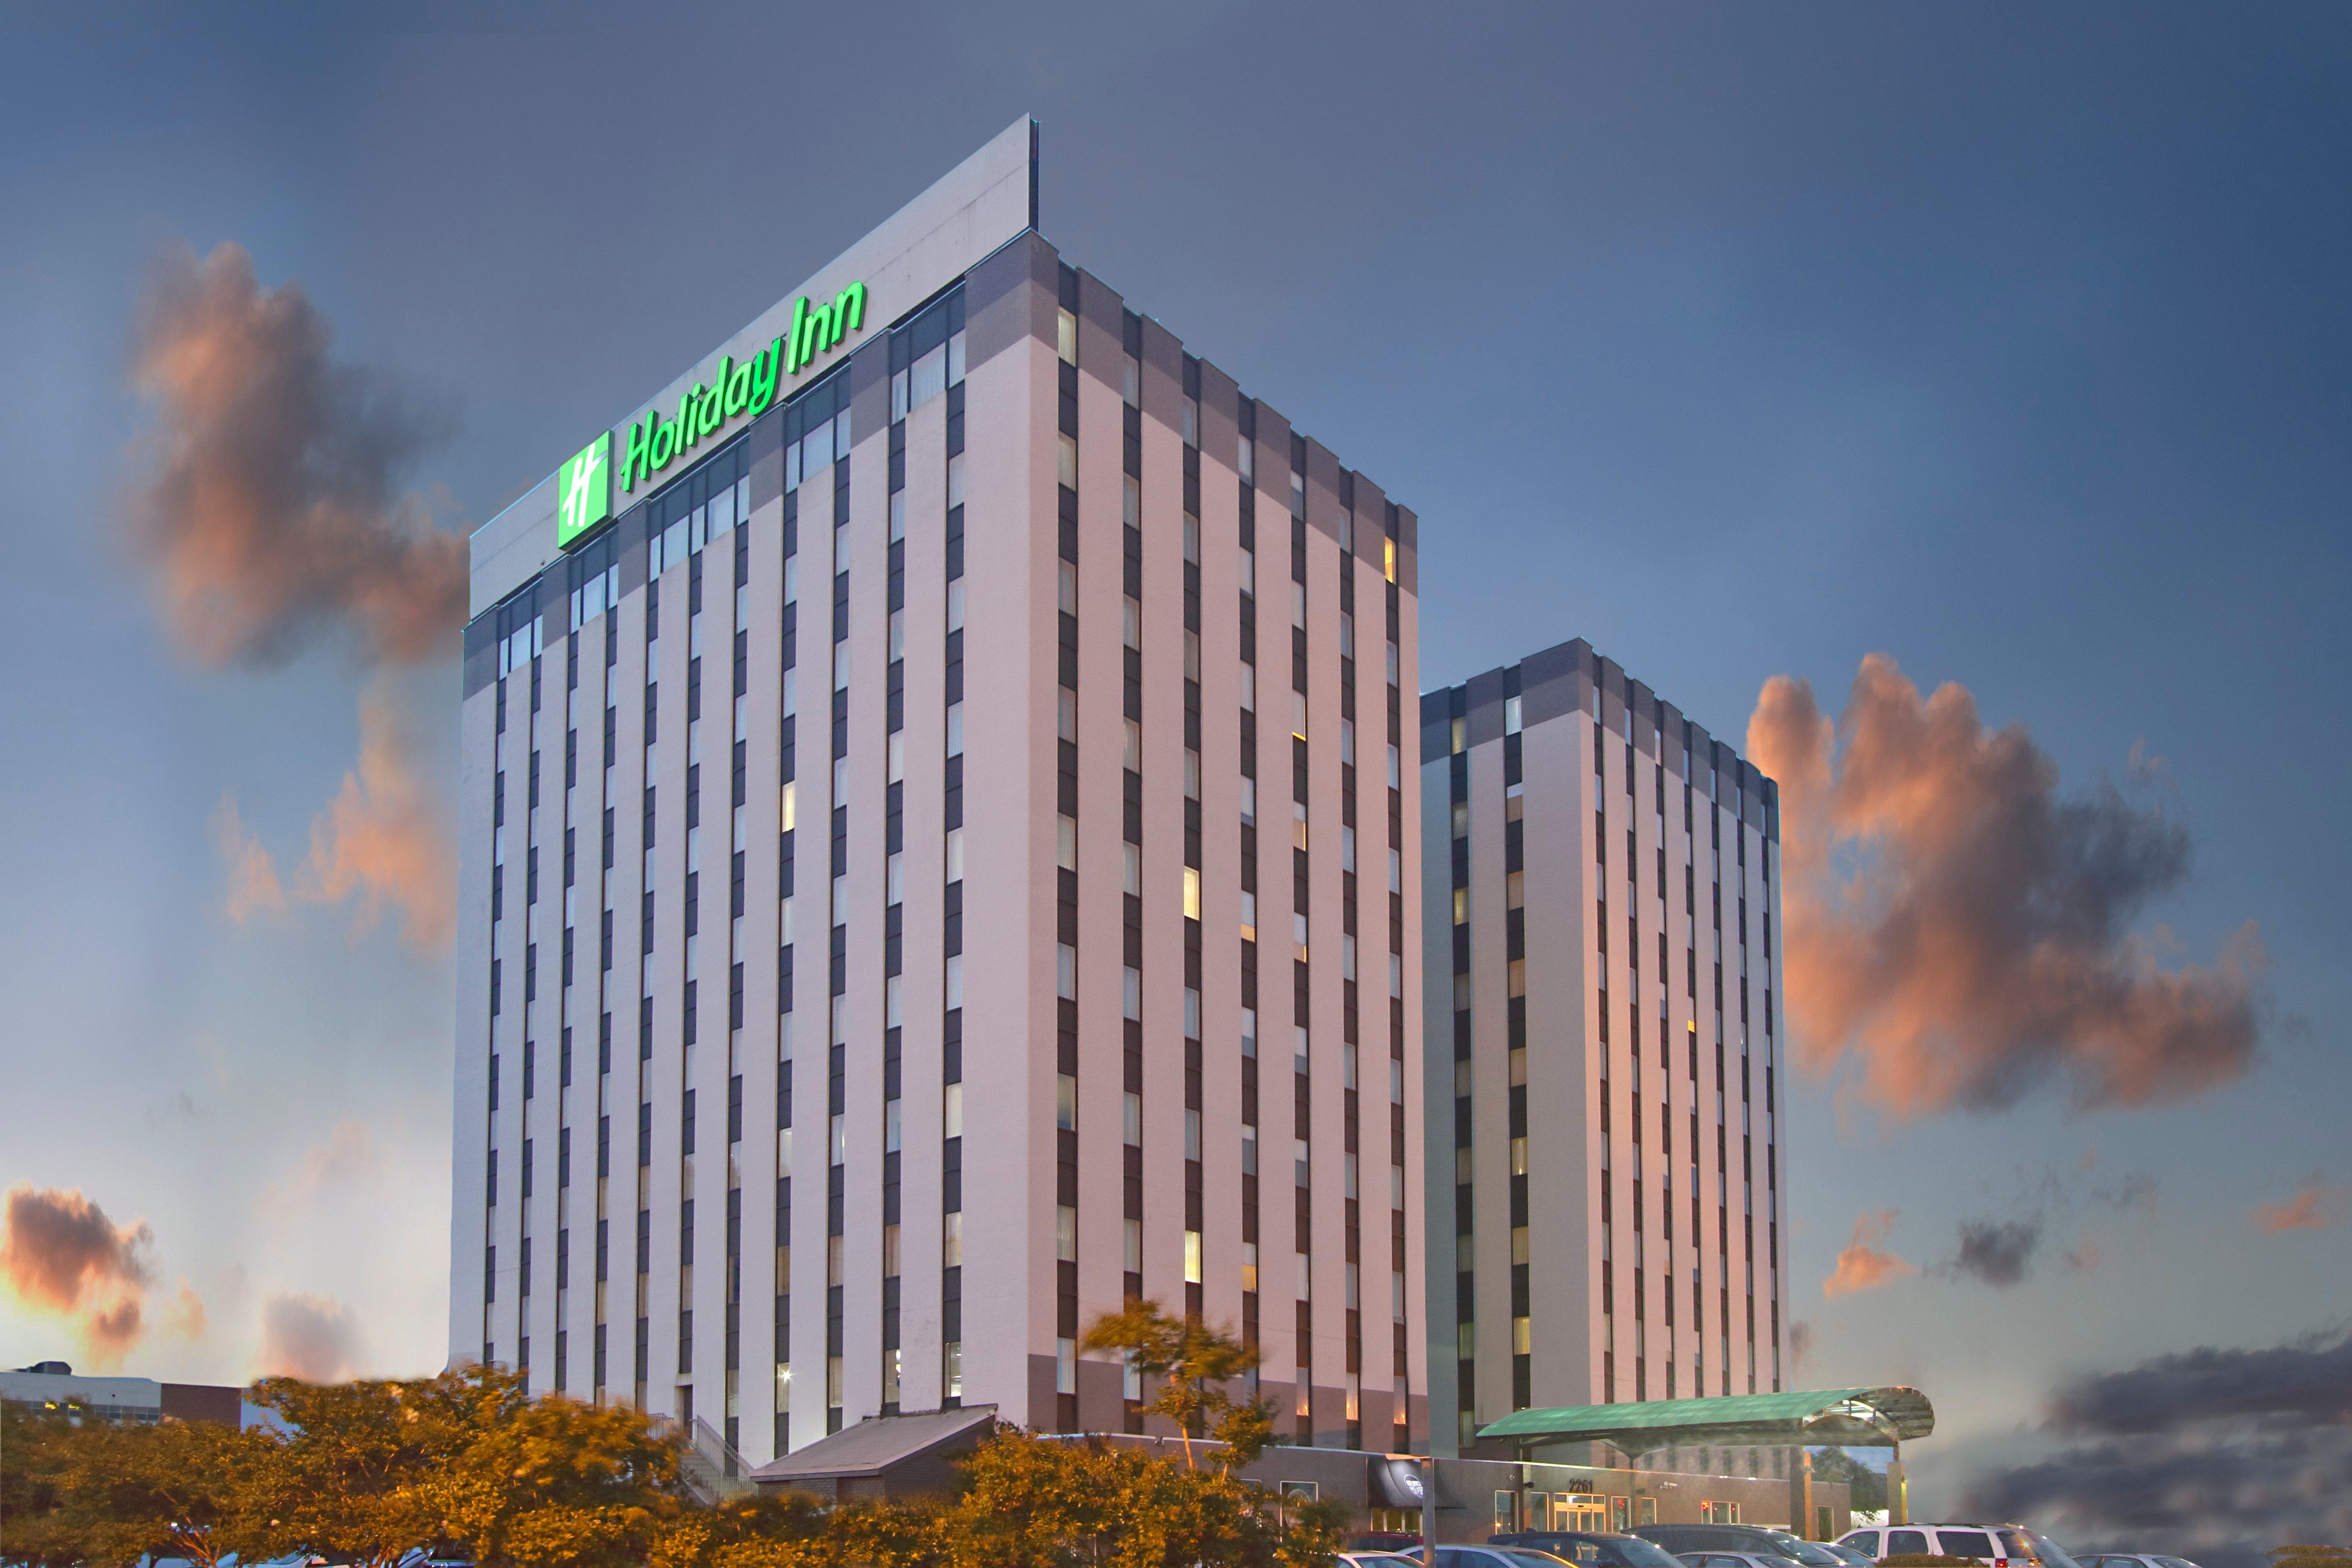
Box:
555;431;612;550
554;279;870;551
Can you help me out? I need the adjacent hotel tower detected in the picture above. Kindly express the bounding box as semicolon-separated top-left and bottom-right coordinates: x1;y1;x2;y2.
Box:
449;120;1428;1464
1421;643;1787;1453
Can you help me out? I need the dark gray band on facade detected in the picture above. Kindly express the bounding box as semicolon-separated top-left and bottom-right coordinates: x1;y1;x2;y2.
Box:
1519;637;1589;731
462;610;497;700
1139;315;1183;428
1421;634;1779;840
965;230;1057;373
1197;359;1240;473
1463;665;1509;751
749;400;786;517
1418;688;1450;765
1076;268;1124;393
849;332;889;442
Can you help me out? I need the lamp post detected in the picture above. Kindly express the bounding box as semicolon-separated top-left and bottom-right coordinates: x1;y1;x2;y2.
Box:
1422;1455;1439;1568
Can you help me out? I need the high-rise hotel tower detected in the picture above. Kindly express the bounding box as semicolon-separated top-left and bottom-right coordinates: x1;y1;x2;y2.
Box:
1421;641;1787;1454
450;120;1427;1464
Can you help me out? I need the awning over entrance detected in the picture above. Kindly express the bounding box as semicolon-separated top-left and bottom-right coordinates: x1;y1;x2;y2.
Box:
1476;1386;1934;1455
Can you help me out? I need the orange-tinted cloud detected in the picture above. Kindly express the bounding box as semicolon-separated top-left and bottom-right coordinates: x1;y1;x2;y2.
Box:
303;690;454;948
1750;654;2262;1118
259;1291;361;1382
2254;1181;2342;1234
211;689;453;949
1824;1209;1915;1298
0;1185;184;1368
127;240;465;668
212;794;287;922
260;1118;380;1218
163;1280;209;1340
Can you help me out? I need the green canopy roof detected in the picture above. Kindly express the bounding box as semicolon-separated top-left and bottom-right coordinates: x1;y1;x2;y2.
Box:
1476;1387;1934;1454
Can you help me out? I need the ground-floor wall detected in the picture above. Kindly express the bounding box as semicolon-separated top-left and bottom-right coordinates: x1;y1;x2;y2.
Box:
1109;1439;1852;1538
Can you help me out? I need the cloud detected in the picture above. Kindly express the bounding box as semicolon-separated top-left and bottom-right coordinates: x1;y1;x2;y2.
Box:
164;1280;208;1340
1949;1217;2042;1287
212;793;287;921
1965;1329;2352;1552
211;688;454;949
258;1290;362;1382
0;1185;178;1368
261;1118;380;1216
1823;1209;1915;1298
303;690;455;947
126;240;465;669
1749;654;2263;1118
2254;1180;2342;1234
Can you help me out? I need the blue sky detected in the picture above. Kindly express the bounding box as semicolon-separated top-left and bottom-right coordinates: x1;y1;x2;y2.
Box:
1;2;2346;1534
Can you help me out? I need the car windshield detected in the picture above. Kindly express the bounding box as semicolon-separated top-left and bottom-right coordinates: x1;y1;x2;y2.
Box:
1824;1549;1874;1567
1609;1540;1686;1568
1757;1534;1846;1568
2026;1536;2086;1568
1504;1553;1572;1568
2157;1559;2203;1568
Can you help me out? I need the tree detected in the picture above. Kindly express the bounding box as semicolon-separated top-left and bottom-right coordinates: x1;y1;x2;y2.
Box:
0;1398;82;1568
243;1362;701;1568
1081;1300;1273;1468
946;1423;1341;1568
1807;1447;1886;1512
0;1397;270;1568
417;1378;692;1568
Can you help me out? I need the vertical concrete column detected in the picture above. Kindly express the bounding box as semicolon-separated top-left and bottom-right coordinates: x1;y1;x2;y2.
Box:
1788;1446;1814;1534
1422;1455;1439;1557
1887;1448;1907;1524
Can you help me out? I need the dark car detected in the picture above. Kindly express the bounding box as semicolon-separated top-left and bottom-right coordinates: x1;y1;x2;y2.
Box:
1636;1526;1849;1568
1493;1533;1688;1568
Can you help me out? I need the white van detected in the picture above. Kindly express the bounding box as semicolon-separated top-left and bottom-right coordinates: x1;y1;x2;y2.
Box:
1837;1525;2083;1568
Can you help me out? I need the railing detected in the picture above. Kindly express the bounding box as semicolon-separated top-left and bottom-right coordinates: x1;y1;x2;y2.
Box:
671;1414;756;1502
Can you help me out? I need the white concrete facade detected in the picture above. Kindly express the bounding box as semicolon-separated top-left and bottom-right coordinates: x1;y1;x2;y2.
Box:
450;121;1426;1465
1420;643;1788;1455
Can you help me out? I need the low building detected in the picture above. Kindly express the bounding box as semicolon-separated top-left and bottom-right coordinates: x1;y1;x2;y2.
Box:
747;1406;1848;1535
0;1360;245;1425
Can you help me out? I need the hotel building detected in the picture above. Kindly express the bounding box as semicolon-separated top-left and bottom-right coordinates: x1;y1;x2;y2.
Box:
449;119;1428;1464
1421;641;1788;1454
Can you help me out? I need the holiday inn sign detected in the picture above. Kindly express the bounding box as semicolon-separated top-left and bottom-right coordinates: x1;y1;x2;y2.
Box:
554;280;869;551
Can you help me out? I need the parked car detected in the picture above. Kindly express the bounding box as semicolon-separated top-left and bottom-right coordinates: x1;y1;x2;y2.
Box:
1674;1552;1808;1568
1427;1547;1576;1568
1637;1525;1850;1568
1835;1525;2083;1568
2079;1556;2203;1568
1355;1535;1430;1554
1339;1554;1432;1568
1818;1546;1876;1568
1492;1531;1688;1568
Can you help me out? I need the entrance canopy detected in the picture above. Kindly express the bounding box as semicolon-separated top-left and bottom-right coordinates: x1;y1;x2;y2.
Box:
1477;1386;1934;1455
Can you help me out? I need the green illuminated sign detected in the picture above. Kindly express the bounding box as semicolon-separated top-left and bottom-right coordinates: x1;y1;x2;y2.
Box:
612;280;868;504
555;431;612;549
